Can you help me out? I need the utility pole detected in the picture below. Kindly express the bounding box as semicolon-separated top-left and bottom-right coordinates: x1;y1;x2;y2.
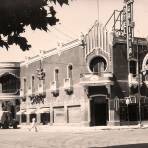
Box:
137;38;142;127
97;0;100;22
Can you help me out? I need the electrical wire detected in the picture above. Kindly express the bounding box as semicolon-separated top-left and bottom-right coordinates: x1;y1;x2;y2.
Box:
57;24;79;38
97;0;100;22
53;27;75;40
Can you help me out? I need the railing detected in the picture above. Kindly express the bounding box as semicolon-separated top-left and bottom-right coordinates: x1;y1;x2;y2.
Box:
64;78;73;93
128;73;139;87
50;81;59;95
20;89;24;97
27;88;33;96
0;89;19;96
0;88;18;94
80;72;113;86
20;102;27;110
80;72;113;79
37;84;45;96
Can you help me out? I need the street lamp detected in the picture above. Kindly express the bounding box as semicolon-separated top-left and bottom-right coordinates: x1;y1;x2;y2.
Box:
126;97;130;126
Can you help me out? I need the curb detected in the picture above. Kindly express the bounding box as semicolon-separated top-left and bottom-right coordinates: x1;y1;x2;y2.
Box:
16;125;148;133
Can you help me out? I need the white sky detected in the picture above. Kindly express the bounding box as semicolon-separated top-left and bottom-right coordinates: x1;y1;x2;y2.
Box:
0;0;148;62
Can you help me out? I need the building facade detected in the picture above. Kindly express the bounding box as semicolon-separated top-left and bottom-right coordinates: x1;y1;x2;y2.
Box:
0;62;20;119
17;20;148;126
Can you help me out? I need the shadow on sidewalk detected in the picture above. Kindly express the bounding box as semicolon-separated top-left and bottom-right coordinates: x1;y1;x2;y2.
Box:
90;143;148;148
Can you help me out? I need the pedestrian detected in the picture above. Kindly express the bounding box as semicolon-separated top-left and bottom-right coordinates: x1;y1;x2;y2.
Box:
28;117;38;132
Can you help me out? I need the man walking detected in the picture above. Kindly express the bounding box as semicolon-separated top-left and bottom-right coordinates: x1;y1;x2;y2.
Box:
28;118;38;132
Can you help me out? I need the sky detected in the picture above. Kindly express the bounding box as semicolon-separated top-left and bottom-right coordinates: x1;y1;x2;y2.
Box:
0;0;148;62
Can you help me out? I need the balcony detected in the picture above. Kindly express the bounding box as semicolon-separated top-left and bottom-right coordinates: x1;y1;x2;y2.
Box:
50;81;59;96
64;78;73;94
0;88;19;99
20;102;27;110
128;73;139;87
20;89;24;97
27;88;33;97
80;72;114;86
37;84;46;96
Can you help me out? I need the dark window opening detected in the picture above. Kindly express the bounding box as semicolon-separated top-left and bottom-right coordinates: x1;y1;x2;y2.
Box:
55;69;59;81
30;114;36;123
129;60;137;76
23;78;27;95
89;56;107;73
21;114;26;123
32;76;35;93
0;74;19;93
68;64;73;78
41;113;50;125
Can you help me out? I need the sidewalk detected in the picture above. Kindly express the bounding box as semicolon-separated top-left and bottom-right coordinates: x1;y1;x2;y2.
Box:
18;124;148;133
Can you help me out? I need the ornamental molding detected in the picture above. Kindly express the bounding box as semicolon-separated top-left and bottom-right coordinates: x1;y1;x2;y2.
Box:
20;39;81;67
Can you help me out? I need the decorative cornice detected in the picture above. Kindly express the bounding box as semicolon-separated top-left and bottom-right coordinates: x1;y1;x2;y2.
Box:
0;62;20;68
20;39;81;67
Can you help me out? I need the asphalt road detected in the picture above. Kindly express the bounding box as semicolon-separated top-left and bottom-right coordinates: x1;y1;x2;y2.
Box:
0;128;148;148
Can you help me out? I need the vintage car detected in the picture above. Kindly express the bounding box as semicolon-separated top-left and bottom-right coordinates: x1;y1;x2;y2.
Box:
0;111;19;129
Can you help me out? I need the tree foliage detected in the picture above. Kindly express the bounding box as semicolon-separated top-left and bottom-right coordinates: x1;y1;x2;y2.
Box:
0;0;69;51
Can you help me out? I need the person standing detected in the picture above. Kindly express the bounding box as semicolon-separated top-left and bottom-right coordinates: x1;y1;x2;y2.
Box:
29;118;38;132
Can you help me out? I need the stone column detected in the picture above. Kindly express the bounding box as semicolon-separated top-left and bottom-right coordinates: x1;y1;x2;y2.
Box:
64;105;68;124
37;113;41;124
106;85;120;126
19;114;22;124
79;86;90;126
0;101;2;111
108;99;120;126
80;99;90;126
50;107;53;125
26;114;30;125
87;99;91;126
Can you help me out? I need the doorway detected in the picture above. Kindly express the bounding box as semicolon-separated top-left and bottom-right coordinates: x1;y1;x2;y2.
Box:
90;95;108;126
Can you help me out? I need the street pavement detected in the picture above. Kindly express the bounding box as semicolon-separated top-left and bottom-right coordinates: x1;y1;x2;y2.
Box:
0;126;148;148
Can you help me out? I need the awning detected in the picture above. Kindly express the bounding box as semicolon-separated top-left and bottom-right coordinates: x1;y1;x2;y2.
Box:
16;110;26;115
36;108;50;114
25;109;36;114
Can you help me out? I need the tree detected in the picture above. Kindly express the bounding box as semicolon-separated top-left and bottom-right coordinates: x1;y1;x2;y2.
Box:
0;0;69;51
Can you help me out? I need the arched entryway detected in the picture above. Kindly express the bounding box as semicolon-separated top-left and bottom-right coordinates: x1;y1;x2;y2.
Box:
90;94;108;126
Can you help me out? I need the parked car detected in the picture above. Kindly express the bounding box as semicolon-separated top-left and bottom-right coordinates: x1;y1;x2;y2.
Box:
0;111;19;129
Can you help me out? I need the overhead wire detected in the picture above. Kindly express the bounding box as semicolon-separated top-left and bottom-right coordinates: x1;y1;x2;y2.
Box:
57;24;79;39
53;27;76;40
97;0;100;22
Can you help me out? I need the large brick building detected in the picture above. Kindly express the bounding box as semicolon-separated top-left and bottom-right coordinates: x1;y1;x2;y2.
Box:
16;21;148;126
1;0;148;127
0;24;147;127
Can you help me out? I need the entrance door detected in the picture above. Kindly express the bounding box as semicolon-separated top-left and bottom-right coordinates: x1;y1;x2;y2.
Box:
90;96;108;126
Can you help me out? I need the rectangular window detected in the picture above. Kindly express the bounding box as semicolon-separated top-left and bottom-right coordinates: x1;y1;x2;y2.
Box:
32;76;35;93
23;78;27;95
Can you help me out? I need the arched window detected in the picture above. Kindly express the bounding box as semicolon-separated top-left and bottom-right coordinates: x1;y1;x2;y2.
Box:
67;64;73;78
89;56;107;73
0;73;19;93
54;69;59;81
